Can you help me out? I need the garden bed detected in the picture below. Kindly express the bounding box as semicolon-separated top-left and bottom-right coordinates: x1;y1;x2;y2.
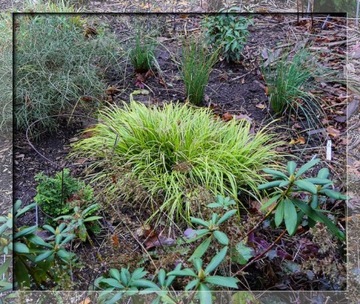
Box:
14;13;348;296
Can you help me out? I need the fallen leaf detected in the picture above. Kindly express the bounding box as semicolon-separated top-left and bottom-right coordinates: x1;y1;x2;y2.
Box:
105;86;121;95
111;234;119;247
326;126;341;138
256;103;266;109
234;114;252;123
78;298;91;304
84;26;97;38
145;234;175;250
289;136;306;145
132;89;150;95
222;112;233;122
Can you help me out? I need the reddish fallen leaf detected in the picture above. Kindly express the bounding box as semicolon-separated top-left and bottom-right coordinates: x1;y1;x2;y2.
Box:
111;234;119;247
81;96;93;102
105;86;121;95
222;112;233;121
289;136;306;145
326;126;341;138
144;234;175;250
144;69;155;79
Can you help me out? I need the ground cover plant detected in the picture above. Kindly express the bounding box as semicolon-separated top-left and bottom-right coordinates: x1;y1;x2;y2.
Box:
13;12;349;300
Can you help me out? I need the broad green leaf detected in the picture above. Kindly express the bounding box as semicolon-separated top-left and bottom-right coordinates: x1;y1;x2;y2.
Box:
258;180;282;190
275;200;285;227
14;242;30;254
131;267;147;280
262;168;288;179
205;246;228;274
34;250;53;263
317;167;330;179
14;226;38;239
292;199;345;241
295;158;320;178
294;180;317;194
121;268;130;285
15;202;36;218
167;268;197;277
0;258;11;275
100;278;125;289
198;283;212;304
311;195;318;209
303;178;332;185
132;279;159;289
213;230;229;245
60;234;75;245
193;258;203;272
109;269;120;281
279;181;290;188
106;292;124;304
57;249;74;262
14;259;30;288
42;225;56;234
204;276;239;288
84;216;102;222
260;194;281;211
319;189;348;200
207;203;221;208
185;278;199;291
287;161;297;175
284;200;298;235
28;235;53;248
158;269;166;286
189;236;211;261
217;209;237;225
190;217;210;228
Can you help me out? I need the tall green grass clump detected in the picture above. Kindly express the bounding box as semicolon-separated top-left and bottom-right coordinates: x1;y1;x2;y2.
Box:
181;37;218;106
0;13;12;135
262;49;324;129
15;14;121;133
71;100;282;224
129;32;156;73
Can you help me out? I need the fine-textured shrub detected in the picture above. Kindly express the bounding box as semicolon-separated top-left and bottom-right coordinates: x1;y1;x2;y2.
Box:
181;37;218;105
71;100;282;224
14;14;121;133
0;13;12;134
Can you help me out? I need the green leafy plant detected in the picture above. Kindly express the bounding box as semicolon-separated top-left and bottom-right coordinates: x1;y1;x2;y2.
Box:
201;13;252;63
181;36;219;105
258;158;346;240
14;200;77;289
15;14;121;133
261;49;324;131
129;32;156;73
0;210;13;292
34;168;94;221
167;247;239;303
55;203;102;242
71;100;282;224
187;209;237;261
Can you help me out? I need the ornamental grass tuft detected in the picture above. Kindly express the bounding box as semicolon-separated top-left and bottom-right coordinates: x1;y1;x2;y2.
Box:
71;100;283;224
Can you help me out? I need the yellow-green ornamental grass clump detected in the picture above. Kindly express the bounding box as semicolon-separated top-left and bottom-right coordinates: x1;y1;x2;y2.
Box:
72;101;283;224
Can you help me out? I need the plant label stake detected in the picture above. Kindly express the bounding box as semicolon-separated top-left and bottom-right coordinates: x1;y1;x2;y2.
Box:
326;140;332;161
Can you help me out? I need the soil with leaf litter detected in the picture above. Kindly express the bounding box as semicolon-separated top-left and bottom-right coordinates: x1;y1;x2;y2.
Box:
14;14;348;291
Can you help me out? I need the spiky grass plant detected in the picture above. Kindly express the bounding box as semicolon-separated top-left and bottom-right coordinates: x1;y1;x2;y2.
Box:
129;33;156;73
71;100;283;224
181;37;219;105
262;49;324;130
14;14;121;134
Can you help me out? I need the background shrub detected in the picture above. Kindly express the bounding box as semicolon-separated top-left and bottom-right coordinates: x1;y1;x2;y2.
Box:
0;13;12;135
14;14;121;133
72;100;282;224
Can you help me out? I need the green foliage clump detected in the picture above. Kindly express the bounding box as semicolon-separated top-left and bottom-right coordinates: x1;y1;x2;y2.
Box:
0;13;12;134
261;49;324;130
202;13;252;63
129;33;156;73
34;168;94;219
181;37;218;105
14;14;121;133
258;158;347;240
71;100;282;224
14;200;77;289
314;0;356;16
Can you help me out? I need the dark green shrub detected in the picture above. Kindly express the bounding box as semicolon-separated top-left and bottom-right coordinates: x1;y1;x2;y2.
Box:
34;168;94;219
202;13;252;63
